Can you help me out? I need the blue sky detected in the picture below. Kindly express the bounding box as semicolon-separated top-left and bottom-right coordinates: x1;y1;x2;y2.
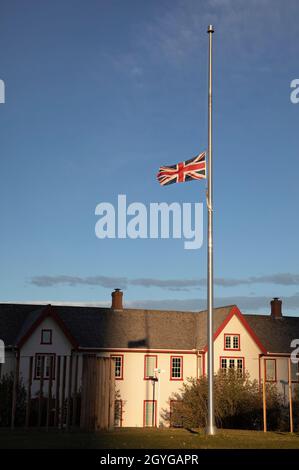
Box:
0;0;298;313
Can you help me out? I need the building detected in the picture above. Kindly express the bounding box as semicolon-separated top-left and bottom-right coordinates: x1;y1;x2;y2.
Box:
0;291;299;427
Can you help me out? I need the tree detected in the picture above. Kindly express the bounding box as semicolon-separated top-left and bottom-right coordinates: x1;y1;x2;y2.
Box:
163;370;284;431
0;372;26;427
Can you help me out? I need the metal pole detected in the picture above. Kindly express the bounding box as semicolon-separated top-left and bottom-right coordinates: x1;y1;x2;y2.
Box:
263;357;267;432
11;350;20;430
156;372;160;428
206;24;216;435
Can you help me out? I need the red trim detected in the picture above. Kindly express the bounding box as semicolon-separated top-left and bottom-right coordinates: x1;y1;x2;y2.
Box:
78;347;198;354
170;355;183;381
202;353;206;377
224;333;240;351
110;354;124;380
265;353;290;357
34;353;56;380
219;356;245;375
203;306;267;354
265;358;277;383
143;400;157;427
144;355;158;380
17;305;78;349
41;329;52;345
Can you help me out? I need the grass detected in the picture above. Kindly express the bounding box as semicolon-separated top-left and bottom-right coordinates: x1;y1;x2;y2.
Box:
0;427;299;449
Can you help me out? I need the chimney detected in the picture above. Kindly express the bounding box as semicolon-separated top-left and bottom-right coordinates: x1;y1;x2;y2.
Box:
111;288;123;310
270;297;282;319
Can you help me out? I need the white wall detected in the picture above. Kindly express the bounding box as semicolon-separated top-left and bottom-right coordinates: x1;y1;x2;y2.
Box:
6;310;295;428
19;317;74;396
210;313;262;381
102;351;198;427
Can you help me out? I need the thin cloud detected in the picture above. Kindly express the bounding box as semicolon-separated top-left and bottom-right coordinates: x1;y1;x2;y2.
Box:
126;294;299;314
30;273;299;291
215;274;299;287
30;275;200;291
130;277;201;289
8;295;299;314
30;275;127;290
134;0;299;71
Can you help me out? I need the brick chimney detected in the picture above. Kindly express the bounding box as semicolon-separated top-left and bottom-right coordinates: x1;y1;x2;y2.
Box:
111;288;123;310
270;297;282;319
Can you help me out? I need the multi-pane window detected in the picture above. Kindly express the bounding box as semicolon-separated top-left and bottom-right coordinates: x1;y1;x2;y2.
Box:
220;357;244;376
171;356;183;380
111;355;123;379
237;359;243;374
229;359;235;369
35;354;55;379
144;355;157;379
265;359;276;382
114;400;123;427
224;334;240;350
221;358;227;369
144;400;156;427
41;329;52;345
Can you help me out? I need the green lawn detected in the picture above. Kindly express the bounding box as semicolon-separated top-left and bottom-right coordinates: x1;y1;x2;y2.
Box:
0;427;299;449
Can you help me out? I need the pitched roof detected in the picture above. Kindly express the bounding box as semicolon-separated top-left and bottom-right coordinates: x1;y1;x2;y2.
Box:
0;304;41;346
245;314;299;354
1;302;298;353
0;303;234;350
195;306;236;349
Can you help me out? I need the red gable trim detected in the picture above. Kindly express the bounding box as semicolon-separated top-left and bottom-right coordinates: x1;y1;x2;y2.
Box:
17;305;79;349
203;305;267;355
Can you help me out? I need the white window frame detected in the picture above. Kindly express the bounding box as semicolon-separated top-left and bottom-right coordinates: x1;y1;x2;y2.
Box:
35;353;55;380
220;357;244;376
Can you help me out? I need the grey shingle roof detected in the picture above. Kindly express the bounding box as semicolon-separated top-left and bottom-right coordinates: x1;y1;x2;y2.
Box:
195;306;236;349
0;303;233;350
0;304;42;346
52;305;236;350
245;314;299;353
1;302;298;353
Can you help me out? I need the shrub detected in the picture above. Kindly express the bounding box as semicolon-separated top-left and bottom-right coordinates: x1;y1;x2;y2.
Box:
164;370;285;431
0;372;26;427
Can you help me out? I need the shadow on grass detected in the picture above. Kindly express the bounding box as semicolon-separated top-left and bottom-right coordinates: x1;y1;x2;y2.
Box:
185;428;199;435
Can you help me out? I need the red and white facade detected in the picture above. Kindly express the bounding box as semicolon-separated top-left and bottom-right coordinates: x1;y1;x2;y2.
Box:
1;300;298;428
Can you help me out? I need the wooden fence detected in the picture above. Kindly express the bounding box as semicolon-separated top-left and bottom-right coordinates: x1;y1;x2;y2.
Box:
8;353;115;430
80;355;115;430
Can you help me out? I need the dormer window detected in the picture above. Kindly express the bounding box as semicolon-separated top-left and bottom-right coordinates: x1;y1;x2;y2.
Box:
41;329;52;345
224;334;240;350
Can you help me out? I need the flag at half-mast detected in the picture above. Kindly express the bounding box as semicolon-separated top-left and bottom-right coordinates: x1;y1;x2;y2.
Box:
157;151;206;186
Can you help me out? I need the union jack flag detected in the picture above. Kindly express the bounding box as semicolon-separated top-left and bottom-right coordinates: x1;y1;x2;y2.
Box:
157;151;206;186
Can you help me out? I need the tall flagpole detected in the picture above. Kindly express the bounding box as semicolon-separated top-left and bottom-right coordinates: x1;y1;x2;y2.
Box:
206;24;216;435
